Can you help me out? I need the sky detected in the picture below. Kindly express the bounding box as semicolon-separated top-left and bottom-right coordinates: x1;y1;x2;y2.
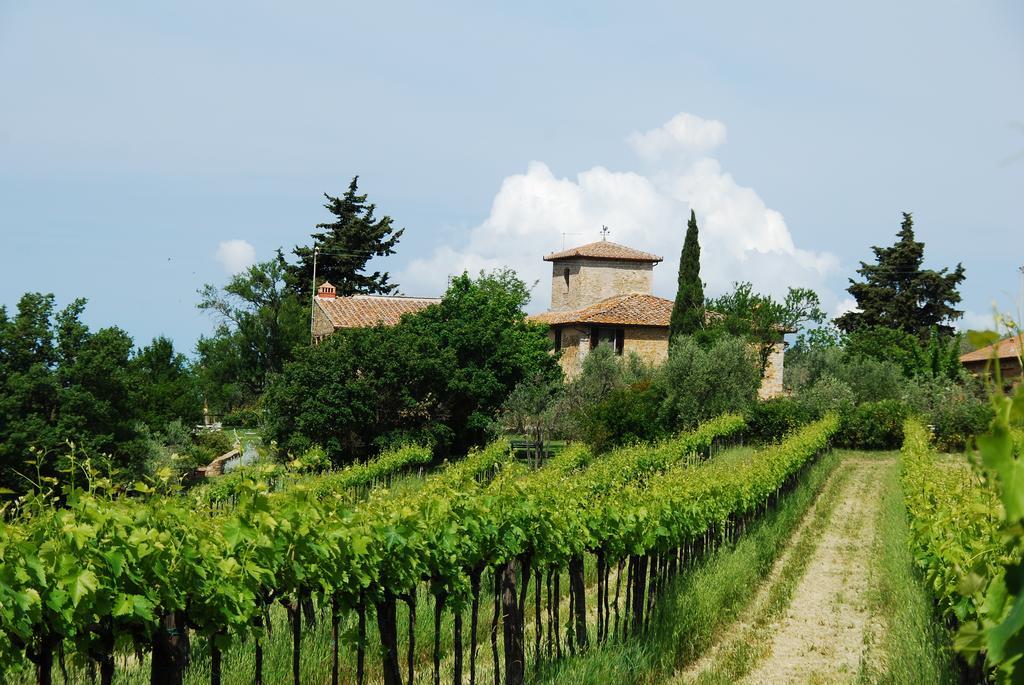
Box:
2;1;1022;352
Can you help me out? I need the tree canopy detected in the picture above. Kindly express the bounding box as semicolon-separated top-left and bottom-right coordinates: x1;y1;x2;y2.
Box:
700;281;824;372
196;254;308;412
669;209;705;341
0;294;156;491
262;269;559;463
834;212;966;338
288;176;404;299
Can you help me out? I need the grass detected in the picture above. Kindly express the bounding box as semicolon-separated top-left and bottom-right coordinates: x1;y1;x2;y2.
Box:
680;455;853;684
859;457;958;684
531;448;842;684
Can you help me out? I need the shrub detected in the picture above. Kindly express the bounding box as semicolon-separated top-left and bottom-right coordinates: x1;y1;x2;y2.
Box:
838;399;909;449
581;382;662;453
290;444;330;473
221;405;261;428
796;375;856;419
745;397;811;444
657;334;761;431
904;379;992;451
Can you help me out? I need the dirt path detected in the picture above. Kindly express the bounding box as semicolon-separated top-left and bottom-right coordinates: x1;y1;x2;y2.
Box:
740;458;888;684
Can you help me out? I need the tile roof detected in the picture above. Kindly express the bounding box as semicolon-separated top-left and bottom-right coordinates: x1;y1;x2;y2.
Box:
960;336;1023;363
529;293;673;327
543;241;663;263
317;295;440;329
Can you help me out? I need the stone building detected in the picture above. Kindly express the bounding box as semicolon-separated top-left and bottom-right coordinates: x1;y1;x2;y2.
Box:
309;239;787;398
960;336;1023;388
311;281;439;342
529;240;786;399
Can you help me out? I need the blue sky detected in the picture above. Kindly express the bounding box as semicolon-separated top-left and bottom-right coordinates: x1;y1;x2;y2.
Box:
2;1;1022;352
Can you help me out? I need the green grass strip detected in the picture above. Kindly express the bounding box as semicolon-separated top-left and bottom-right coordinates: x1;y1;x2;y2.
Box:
533;448;842;684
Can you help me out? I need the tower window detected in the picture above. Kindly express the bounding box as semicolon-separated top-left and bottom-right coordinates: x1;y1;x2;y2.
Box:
563;267;570;292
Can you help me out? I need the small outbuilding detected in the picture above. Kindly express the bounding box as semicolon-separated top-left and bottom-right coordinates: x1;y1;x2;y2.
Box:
960;336;1023;386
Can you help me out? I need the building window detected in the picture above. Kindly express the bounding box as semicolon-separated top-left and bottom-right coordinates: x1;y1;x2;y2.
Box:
590;327;625;355
554;328;562;352
563;267;570;292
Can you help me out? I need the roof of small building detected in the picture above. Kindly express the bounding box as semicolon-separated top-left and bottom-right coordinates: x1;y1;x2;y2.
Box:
530;293;674;327
317;294;441;329
543;241;663;263
960;336;1023;364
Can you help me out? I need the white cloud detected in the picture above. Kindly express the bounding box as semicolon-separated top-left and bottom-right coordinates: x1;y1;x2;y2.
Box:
626;112;727;161
834;297;859;318
401;112;841;313
215;239;257;274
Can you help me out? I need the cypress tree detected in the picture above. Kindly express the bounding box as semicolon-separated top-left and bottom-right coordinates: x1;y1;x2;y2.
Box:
669;210;705;341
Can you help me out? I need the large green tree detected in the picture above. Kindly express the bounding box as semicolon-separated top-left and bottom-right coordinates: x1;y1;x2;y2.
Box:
130;336;203;430
834;212;966;338
0;294;152;491
700;282;824;372
196;253;308;412
289;176;404;298
669;209;705;341
263;269;559;463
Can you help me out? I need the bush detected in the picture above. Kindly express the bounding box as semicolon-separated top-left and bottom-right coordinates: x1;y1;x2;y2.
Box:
221;405;261;428
796;375;856;419
745;397;811;444
581;382;662;453
838;400;909;450
187;429;236;466
902;378;992;451
657;335;761;431
290;444;331;473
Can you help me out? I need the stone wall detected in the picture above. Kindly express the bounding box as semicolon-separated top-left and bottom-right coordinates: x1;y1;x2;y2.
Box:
758;341;786;399
311;301;335;342
550;259;654;311
623;326;670;367
551;325;669;378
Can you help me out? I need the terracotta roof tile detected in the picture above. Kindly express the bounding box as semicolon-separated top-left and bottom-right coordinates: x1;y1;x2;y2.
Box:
960;336;1023;363
543;241;663;263
317;295;440;329
529;293;673;327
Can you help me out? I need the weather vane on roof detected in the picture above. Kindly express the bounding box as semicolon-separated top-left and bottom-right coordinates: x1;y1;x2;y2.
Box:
600;225;610;241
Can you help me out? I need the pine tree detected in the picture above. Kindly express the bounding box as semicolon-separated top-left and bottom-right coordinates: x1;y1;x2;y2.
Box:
835;212;965;338
289;176;404;298
669;210;705;341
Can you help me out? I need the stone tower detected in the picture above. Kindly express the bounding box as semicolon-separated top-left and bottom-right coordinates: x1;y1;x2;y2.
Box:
543;240;663;312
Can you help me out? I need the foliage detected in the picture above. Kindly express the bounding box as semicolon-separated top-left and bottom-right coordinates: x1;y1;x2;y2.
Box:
0;294;155;492
289;444;330;473
579;381;661;453
745;397;812;444
656;334;762;431
263;269;559;463
196;255;308;413
220;404;262;428
901;419;1014;677
669;209;705;341
700;281;824;372
129;336;203;429
839;399;909;450
795;375;856;420
845;325;962;380
835;212;966;338
288;176;403;299
0;413;841;683
943;327;1024;681
902;377;993;451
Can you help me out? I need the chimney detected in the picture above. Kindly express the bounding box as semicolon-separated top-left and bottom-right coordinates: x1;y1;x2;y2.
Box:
317;281;337;299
